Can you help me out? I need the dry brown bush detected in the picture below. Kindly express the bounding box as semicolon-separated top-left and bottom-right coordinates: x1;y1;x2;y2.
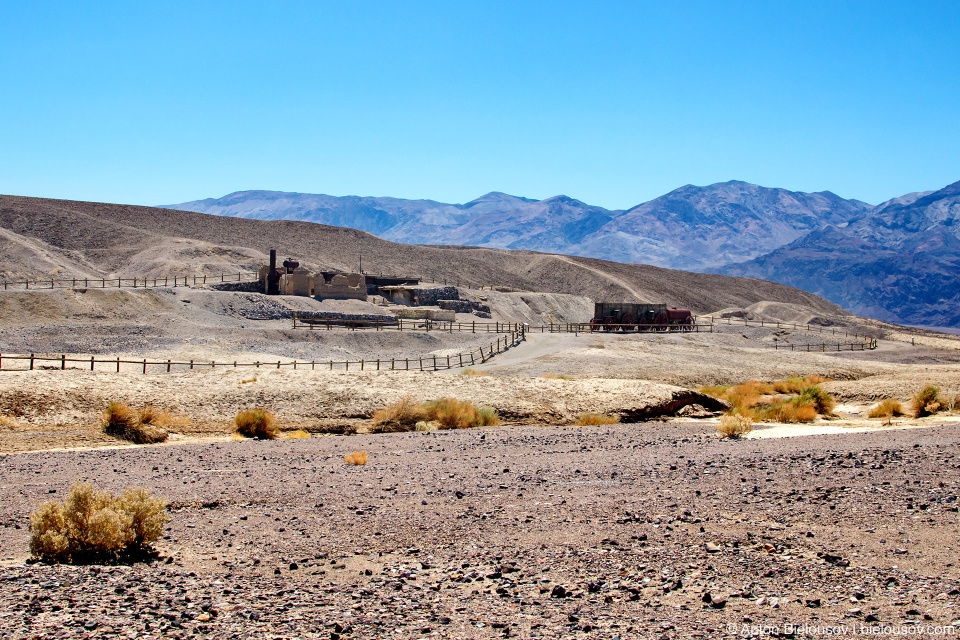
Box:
344;450;368;465
372;396;428;432
283;429;311;439
102;402;169;444
234;408;279;439
868;399;904;418
764;401;818;423
424;398;500;429
717;413;753;438
912;386;942;418
461;368;488;376
575;412;620;426
29;482;168;564
541;372;575;380
0;414;16;427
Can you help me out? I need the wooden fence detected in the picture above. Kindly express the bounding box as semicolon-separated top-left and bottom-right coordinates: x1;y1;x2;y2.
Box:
0;330;525;374
0;272;258;291
769;340;877;352
700;315;877;344
293;315;716;334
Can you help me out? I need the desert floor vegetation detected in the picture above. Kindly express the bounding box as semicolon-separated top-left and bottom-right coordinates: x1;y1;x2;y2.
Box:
102;402;170;444
344;450;367;465
574;412;620;426
461;368;488;376
372;397;500;432
29;482;168;564
868;399;905;419
912;386;943;418
717;412;754;438
282;429;311;439
701;375;835;425
234;408;279;439
541;372;576;380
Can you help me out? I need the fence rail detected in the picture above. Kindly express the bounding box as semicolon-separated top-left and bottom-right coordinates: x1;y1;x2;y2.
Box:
293;315;716;334
0;272;258;291
0;330;525;375
701;315;877;344
769;340;877;352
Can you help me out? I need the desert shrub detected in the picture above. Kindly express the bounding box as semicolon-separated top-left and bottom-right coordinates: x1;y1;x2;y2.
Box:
234;408;279;439
283;429;311;439
0;414;16;427
344;451;368;465
950;395;960;411
717;413;753;438
424;398;501;429
575;412;620;426
102;402;169;444
29;482;168;564
796;385;835;416
372;396;428;433
415;421;438;432
912;386;942;418
541;372;576;380
461;368;488;376
238;376;258;385
762;400;818;423
868;399;904;419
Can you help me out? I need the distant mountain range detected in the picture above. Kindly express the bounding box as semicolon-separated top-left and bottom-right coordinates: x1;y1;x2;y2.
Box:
165;178;960;327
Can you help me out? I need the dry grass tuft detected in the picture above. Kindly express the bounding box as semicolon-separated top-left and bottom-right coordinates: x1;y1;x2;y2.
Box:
912;386;942;418
344;450;368;465
461;368;488;376
372;397;500;431
0;414;16;427
705;376;835;425
234;408;279;439
283;429;311;439
102;402;169;444
372;396;428;433
541;372;576;380
239;376;258;385
764;401;818;423
868;399;904;419
29;482;168;564
424;398;501;429
575;412;620;426
717;413;753;438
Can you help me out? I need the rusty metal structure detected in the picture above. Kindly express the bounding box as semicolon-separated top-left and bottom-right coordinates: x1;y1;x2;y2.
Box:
590;302;694;332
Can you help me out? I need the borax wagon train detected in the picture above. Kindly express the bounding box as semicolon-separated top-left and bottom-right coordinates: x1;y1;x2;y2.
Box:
590;302;694;332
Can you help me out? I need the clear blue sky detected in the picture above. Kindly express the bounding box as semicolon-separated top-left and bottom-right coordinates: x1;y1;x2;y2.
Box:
1;1;958;209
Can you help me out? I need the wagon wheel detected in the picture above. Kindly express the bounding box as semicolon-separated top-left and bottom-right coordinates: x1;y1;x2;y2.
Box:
636;318;649;332
653;312;668;331
619;312;636;332
589;318;602;332
603;317;616;332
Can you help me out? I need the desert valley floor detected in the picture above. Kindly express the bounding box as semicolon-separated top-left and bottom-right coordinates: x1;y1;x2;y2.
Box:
1;285;960;639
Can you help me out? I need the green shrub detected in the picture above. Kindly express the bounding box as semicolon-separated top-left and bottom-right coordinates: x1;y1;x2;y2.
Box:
29;482;168;564
234;408;279;439
424;398;500;429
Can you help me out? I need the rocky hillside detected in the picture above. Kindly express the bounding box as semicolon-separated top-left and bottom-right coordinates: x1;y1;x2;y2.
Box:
165;181;872;271
0;194;847;318
718;180;960;328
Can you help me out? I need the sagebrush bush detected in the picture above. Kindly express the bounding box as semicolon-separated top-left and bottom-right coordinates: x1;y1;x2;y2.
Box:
575;412;620;426
102;402;169;444
372;397;499;431
796;385;835;415
344;450;368;465
29;482;168;564
763;400;818;423
717;413;753;438
372;396;428;433
868;399;904;419
912;386;942;418
424;398;500;429
234;408;279;439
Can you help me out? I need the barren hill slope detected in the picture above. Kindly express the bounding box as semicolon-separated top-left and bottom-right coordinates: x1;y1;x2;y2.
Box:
0;194;847;316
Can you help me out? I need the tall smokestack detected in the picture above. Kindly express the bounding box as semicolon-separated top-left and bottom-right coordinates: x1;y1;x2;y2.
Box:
267;249;279;295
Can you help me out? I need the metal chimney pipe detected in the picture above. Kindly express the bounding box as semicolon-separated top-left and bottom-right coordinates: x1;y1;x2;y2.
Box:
267;249;279;295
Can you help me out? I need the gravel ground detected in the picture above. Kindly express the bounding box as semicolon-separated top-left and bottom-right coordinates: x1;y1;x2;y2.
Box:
1;421;959;639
